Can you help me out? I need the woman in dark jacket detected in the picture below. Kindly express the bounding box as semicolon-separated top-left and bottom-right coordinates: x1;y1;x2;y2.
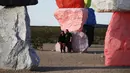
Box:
58;31;66;53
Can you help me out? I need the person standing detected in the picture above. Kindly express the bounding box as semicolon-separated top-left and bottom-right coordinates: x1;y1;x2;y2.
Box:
65;29;72;53
58;31;66;53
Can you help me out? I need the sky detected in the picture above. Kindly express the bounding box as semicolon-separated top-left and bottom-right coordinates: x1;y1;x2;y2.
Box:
28;0;112;26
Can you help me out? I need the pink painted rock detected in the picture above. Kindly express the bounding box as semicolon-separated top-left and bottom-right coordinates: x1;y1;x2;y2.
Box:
54;8;88;32
105;12;130;66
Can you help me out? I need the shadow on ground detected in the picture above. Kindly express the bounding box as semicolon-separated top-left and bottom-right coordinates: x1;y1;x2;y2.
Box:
87;51;104;54
32;66;130;72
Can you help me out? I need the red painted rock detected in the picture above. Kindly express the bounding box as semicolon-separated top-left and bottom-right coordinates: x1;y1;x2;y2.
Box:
54;8;88;32
105;12;130;66
56;0;85;8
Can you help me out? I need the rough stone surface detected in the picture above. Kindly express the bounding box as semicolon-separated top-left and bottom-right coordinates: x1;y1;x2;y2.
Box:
72;32;88;53
54;8;88;32
92;0;130;12
0;6;40;70
55;32;88;53
105;12;130;66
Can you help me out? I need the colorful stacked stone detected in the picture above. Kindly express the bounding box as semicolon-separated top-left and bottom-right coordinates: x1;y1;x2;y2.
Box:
91;0;130;66
54;8;88;32
105;12;130;66
84;0;91;8
54;0;88;32
83;0;96;47
0;0;39;70
92;0;130;12
54;0;91;53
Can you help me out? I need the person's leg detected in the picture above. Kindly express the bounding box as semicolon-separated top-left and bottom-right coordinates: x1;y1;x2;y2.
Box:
66;42;72;53
63;43;66;53
66;43;69;53
69;42;72;52
68;42;72;52
60;42;63;53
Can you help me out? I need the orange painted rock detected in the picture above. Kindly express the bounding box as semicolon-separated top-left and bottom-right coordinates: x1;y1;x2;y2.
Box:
56;0;85;8
105;12;130;66
54;8;88;32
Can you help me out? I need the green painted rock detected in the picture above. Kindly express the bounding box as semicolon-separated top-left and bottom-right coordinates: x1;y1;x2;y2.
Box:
84;0;91;8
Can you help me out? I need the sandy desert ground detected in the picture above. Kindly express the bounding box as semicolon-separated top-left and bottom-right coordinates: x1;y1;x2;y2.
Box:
0;43;130;73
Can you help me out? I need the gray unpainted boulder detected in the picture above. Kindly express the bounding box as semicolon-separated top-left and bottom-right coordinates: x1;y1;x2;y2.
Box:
72;32;89;53
0;6;40;70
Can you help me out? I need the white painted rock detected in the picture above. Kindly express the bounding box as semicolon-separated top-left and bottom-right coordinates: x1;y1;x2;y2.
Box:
55;43;61;52
54;8;88;32
0;6;40;70
55;42;67;52
72;32;88;53
92;0;130;12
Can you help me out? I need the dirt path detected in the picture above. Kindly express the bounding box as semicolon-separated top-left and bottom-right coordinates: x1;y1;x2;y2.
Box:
0;44;130;73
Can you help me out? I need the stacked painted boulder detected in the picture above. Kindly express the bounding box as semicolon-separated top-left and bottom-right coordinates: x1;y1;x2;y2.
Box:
92;0;130;12
84;0;91;8
54;0;88;32
54;0;89;53
0;0;39;70
105;12;130;66
83;0;96;47
84;8;96;25
91;0;130;66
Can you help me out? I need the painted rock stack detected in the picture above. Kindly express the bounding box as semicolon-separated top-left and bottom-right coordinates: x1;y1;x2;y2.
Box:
54;0;88;32
54;0;89;53
0;0;39;70
83;0;96;47
92;0;130;66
